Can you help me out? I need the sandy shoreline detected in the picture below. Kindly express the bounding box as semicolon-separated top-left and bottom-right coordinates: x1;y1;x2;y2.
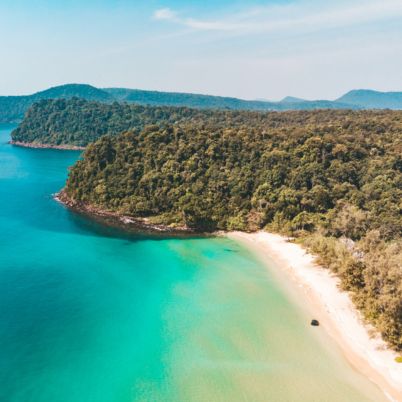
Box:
227;231;402;402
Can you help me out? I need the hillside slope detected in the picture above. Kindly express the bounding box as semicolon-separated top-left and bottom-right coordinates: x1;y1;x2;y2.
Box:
4;84;401;124
103;87;355;111
11;98;226;146
337;89;402;109
0;84;113;123
10;98;366;147
1;84;360;123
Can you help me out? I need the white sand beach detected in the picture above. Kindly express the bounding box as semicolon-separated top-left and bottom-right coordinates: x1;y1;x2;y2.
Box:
228;231;402;402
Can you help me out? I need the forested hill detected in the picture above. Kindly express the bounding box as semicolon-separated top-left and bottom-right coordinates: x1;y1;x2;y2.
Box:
0;83;361;124
4;83;402;124
11;97;362;147
0;84;113;123
102;87;354;110
63;109;402;350
11;98;267;147
64;109;402;236
337;89;402;109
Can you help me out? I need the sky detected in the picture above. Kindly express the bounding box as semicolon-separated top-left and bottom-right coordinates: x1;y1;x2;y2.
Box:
1;0;402;100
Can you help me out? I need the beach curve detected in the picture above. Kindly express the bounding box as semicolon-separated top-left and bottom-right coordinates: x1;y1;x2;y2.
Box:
227;231;402;402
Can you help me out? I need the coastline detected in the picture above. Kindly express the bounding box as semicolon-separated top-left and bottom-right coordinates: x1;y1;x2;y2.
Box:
54;187;402;398
54;189;402;400
227;231;402;402
55;190;198;237
9;141;86;150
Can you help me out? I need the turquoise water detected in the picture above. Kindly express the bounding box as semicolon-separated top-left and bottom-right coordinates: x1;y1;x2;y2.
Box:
0;124;386;402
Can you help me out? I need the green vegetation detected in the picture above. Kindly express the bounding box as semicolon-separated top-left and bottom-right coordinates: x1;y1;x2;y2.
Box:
11;98;215;146
103;87;356;110
63;109;402;350
0;84;113;123
303;233;401;350
4;83;402;125
2;83;365;124
12;98;360;147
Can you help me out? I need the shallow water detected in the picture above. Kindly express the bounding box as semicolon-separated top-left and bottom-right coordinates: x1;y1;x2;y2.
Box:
0;124;386;402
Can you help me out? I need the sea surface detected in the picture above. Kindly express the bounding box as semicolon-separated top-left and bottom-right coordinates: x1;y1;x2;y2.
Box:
0;124;387;402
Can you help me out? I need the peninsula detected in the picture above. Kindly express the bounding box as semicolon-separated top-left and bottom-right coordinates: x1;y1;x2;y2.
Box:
57;109;401;357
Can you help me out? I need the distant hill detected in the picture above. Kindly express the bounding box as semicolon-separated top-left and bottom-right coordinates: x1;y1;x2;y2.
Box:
280;96;306;103
337;89;402;109
0;84;358;124
34;84;113;102
103;87;275;109
103;89;355;111
103;88;356;111
0;84;113;123
3;83;402;123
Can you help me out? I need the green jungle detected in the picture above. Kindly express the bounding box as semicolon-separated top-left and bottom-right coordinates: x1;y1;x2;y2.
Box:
13;99;402;351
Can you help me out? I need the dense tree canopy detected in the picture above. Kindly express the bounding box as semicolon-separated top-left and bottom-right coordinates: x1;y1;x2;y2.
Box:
12;98;364;147
63;109;402;350
64;110;401;234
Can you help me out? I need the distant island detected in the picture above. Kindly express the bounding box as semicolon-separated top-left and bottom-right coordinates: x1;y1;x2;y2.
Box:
2;83;402;124
11;98;251;147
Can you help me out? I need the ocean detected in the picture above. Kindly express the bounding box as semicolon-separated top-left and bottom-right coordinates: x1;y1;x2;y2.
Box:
0;124;386;401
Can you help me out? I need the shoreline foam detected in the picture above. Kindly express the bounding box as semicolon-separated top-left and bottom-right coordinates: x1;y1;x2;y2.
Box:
227;231;402;402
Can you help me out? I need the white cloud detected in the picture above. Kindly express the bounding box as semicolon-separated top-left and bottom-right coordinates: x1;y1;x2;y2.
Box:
153;0;402;35
153;8;177;21
184;18;241;31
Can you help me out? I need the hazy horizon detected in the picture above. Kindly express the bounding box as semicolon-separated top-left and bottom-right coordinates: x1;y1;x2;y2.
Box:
1;0;402;100
2;82;402;103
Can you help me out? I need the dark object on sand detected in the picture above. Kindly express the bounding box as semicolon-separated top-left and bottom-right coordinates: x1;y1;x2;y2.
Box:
311;319;319;326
